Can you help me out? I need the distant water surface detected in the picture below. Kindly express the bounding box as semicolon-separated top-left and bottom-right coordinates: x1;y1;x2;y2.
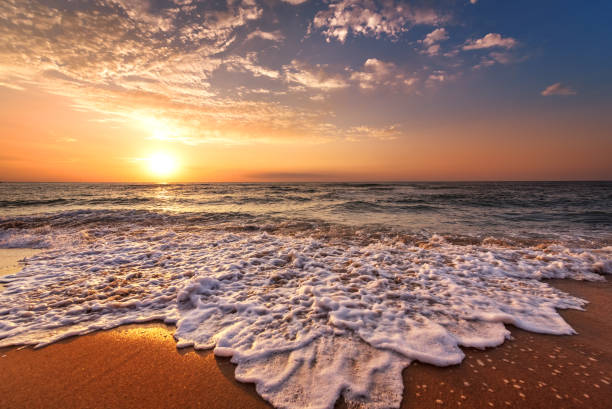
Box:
1;182;610;246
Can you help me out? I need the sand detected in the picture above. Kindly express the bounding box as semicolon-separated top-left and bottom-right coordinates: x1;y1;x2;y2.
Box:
0;248;41;290
0;255;610;408
397;278;612;409
0;323;270;409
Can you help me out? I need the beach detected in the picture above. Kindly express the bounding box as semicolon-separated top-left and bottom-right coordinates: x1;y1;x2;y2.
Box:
1;0;610;405
1;271;609;409
1;182;611;409
400;278;612;408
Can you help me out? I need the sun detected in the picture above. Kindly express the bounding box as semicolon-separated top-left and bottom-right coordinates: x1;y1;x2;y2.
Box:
147;152;178;179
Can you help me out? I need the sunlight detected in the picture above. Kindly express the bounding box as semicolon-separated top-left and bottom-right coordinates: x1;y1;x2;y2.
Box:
136;115;177;142
147;152;178;179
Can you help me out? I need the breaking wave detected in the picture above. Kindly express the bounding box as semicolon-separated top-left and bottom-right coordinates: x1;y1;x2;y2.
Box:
0;218;610;409
1;182;611;409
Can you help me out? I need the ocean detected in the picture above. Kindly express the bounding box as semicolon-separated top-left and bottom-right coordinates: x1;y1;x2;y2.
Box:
1;182;610;408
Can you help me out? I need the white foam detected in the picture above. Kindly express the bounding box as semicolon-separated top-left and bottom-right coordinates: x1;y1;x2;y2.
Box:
0;227;609;409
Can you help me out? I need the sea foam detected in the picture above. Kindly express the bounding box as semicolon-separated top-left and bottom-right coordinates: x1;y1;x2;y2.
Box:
0;226;610;409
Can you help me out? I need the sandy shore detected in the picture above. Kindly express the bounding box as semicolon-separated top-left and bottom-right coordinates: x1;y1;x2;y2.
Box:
397;277;612;409
1;257;610;408
0;248;41;290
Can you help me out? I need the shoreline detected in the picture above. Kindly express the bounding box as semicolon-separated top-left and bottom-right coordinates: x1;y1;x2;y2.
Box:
0;248;41;291
1;257;610;408
397;277;612;408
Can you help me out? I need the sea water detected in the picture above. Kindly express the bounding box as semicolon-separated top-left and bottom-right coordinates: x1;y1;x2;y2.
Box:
0;182;610;409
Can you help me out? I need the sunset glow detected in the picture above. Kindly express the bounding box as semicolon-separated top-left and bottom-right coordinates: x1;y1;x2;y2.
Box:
0;0;610;182
1;3;611;408
147;152;178;179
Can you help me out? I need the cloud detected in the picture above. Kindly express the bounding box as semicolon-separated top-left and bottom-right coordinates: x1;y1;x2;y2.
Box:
541;82;576;96
224;53;281;79
280;0;309;5
0;0;343;146
423;44;441;56
349;58;417;91
311;0;447;43
472;50;526;70
473;51;509;69
0;82;25;91
0;0;471;147
463;33;518;50
488;52;513;64
309;94;327;102
0;0;265;107
246;29;285;42
284;60;349;90
425;70;458;87
428;72;446;82
344;124;403;141
422;28;449;46
419;28;449;56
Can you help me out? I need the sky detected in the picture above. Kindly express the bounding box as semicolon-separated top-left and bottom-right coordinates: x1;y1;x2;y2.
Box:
0;0;611;182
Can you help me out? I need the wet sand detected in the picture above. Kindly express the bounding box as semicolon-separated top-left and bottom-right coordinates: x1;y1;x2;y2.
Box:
1;265;610;408
0;323;270;409
0;248;41;290
398;277;612;409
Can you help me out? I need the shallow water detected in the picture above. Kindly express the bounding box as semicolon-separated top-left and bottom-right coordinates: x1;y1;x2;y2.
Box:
0;182;610;409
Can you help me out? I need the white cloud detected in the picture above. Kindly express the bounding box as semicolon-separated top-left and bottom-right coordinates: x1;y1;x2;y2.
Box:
428;72;446;82
0;0;265;105
541;82;576;96
312;0;447;43
349;58;417;91
473;51;524;69
284;60;349;90
0;0;526;147
423;44;440;56
425;70;458;87
419;28;449;55
423;28;449;46
224;53;281;79
463;33;517;50
344;124;403;141
0;1;360;146
246;29;285;42
0;81;26;91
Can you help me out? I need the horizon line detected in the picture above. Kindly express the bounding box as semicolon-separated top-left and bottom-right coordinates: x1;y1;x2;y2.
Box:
1;179;611;184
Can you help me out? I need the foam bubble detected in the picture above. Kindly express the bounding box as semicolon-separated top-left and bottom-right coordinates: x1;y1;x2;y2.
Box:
0;227;609;409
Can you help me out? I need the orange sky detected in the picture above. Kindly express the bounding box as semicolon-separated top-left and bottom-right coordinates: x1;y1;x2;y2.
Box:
1;86;609;182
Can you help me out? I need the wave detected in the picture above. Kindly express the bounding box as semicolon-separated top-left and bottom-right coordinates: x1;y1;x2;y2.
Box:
223;195;313;204
0;209;257;232
0;198;69;207
0;197;156;208
564;210;612;225
331;200;438;213
0;225;609;409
